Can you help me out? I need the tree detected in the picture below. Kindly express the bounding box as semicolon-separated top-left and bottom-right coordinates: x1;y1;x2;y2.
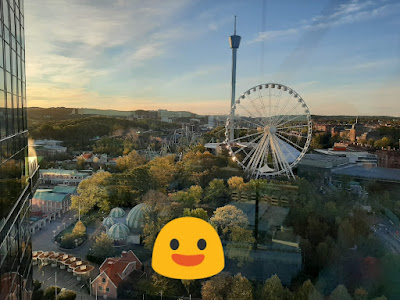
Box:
71;171;112;216
88;233;115;263
149;273;182;296
204;179;229;205
354;288;368;300
58;290;77;300
226;226;255;267
367;138;375;147
262;274;292;300
148;155;176;191
171;185;203;208
142;191;174;250
201;273;233;300
183;208;208;220
32;280;43;300
109;166;157;206
72;220;86;237
295;279;315;300
227;273;253;300
309;289;324;300
374;137;392;149
329;284;352;300
76;157;85;170
43;286;61;300
116;150;146;172
210;205;249;237
227;176;245;190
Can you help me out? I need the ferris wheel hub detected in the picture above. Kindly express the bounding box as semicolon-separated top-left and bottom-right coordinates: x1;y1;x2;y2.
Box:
265;126;277;134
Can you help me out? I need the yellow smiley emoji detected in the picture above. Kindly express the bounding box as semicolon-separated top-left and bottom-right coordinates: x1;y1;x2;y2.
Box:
152;217;225;279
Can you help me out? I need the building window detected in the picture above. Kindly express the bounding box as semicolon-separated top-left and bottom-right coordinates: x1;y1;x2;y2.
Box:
98;286;102;290
102;278;106;283
106;288;109;292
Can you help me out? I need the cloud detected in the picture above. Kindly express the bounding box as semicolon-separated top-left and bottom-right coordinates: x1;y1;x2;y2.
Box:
250;0;399;43
25;0;192;90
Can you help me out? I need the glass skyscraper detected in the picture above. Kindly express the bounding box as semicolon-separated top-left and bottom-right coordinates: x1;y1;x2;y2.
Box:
0;0;38;299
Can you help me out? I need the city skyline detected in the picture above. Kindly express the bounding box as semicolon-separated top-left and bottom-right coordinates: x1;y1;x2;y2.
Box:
25;0;400;116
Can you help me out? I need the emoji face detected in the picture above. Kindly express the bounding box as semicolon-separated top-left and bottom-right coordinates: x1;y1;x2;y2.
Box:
152;217;224;279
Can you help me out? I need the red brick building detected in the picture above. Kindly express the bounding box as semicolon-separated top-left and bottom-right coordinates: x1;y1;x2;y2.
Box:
376;150;400;169
91;250;142;299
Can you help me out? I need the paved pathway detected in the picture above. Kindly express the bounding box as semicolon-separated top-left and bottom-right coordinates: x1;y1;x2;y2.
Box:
33;264;93;299
32;211;98;258
32;210;102;298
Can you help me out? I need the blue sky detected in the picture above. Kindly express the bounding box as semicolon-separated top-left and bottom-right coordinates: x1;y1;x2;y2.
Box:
25;0;400;116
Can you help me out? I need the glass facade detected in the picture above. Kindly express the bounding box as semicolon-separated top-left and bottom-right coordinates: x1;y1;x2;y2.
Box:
0;0;37;299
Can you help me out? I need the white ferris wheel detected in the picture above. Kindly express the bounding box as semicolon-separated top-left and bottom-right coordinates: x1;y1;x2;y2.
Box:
225;83;312;179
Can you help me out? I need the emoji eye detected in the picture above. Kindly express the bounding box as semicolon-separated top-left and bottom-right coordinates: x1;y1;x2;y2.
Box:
170;239;179;250
197;239;206;250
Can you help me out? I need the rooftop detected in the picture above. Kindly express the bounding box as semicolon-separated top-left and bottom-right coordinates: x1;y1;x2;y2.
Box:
332;165;400;183
52;186;77;194
40;168;89;177
32;191;68;202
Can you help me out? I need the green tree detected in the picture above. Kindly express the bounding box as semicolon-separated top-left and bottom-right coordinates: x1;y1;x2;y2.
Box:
227;273;253;300
374;137;392;149
262;274;292;300
204;179;229;205
171;185;203;208
71;171;112;216
89;232;115;263
116;150;146;172
76;157;85;170
226;226;255;267
353;288;368;300
72;220;86;237
150;273;182;297
309;289;324;300
329;284;352;300
183;208;208;220
43;286;61;300
210;205;249;237
58;290;77;300
201;273;233;300
367;138;375;146
227;176;245;190
295;279;315;300
148;155;176;191
142;191;174;250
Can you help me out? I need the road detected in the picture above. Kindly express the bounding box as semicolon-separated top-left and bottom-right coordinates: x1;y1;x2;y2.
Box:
371;216;400;254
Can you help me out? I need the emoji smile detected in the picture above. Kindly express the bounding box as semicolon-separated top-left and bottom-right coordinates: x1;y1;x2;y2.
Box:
171;254;205;266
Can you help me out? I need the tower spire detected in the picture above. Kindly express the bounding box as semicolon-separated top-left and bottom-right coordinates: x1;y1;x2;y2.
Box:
228;16;241;141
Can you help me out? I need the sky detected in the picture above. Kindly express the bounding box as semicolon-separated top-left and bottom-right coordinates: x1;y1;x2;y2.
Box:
25;0;400;116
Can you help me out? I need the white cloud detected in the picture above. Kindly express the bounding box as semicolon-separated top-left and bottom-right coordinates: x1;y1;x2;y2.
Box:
250;0;399;43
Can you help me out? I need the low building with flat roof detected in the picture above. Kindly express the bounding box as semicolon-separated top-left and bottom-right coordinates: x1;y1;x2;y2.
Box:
40;169;89;186
32;191;70;213
331;165;400;183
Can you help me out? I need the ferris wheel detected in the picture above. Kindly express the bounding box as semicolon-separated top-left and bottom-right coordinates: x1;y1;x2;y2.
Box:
225;83;312;179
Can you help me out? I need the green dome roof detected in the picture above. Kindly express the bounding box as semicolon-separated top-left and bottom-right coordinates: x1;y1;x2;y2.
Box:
126;203;145;233
102;216;116;228
107;223;130;240
109;207;125;218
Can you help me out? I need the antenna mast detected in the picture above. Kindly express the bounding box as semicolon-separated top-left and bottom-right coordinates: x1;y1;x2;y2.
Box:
229;16;241;141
